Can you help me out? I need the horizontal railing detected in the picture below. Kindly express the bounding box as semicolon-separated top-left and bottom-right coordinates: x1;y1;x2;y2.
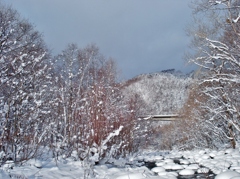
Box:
138;114;180;121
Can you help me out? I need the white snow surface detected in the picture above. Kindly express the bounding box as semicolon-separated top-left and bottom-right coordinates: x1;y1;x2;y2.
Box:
3;148;240;178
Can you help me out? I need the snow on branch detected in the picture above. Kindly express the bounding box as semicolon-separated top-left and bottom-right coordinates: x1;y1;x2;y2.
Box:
201;74;240;84
232;14;240;23
209;0;234;8
89;126;124;162
204;38;240;68
206;38;229;51
101;125;124;148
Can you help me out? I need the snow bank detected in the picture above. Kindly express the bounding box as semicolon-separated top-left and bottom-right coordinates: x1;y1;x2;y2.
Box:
3;147;240;178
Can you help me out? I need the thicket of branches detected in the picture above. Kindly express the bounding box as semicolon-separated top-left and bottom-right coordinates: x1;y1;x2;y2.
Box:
159;0;240;150
187;0;240;149
0;3;138;165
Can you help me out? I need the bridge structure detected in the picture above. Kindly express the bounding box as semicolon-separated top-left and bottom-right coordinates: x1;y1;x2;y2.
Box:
138;114;180;121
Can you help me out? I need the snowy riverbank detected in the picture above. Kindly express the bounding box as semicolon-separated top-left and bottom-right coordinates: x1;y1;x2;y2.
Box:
2;148;240;179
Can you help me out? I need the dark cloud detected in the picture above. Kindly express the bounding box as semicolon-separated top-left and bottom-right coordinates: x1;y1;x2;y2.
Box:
2;0;194;79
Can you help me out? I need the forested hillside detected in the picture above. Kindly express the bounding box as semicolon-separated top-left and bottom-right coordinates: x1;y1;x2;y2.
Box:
121;70;193;116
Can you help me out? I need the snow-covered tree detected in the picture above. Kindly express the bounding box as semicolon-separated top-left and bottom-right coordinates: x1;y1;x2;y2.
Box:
51;44;137;161
0;3;52;162
187;0;240;148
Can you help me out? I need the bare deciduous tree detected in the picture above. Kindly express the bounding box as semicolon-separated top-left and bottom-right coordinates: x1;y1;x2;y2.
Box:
0;3;52;163
186;0;240;148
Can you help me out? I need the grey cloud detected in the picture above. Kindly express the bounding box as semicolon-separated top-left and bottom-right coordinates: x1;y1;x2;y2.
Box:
3;0;194;79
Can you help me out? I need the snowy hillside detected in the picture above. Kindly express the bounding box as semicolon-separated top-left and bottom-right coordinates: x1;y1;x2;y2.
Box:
121;70;193;116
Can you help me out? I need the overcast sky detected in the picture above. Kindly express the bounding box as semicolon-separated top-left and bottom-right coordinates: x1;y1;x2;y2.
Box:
2;0;195;80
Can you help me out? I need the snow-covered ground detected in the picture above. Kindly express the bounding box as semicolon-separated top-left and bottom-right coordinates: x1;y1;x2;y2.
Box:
2;148;240;179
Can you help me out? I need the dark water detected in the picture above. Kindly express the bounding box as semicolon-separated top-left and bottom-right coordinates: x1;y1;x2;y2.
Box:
144;161;156;169
143;160;216;179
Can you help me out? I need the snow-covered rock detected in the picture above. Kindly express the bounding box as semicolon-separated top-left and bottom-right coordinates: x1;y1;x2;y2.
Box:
115;173;146;179
201;154;210;159
34;160;42;168
216;160;231;170
162;163;174;170
171;164;184;170
179;169;195;175
164;158;174;163
209;151;217;158
180;159;189;165
151;166;165;173
197;167;209;173
155;162;165;166
157;171;178;178
215;170;240;179
231;166;240;171
154;156;163;161
186;164;199;170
